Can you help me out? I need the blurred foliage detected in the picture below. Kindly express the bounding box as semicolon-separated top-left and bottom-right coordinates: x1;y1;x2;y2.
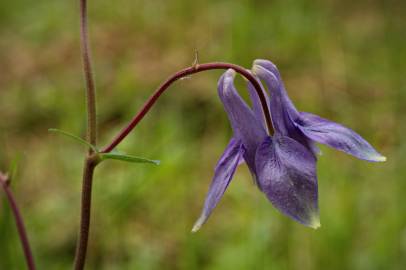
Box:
0;0;405;269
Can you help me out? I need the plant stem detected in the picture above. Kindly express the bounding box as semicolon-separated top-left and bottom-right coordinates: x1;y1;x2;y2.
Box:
0;172;36;270
74;1;98;270
80;0;97;148
101;62;273;153
76;4;272;270
73;157;97;270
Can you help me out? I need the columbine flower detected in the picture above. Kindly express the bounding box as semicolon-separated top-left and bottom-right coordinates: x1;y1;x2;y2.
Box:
252;59;386;162
193;69;320;231
250;59;385;227
193;60;386;232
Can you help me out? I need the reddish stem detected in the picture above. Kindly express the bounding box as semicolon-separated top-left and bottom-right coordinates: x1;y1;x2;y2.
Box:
0;172;36;270
73;157;97;270
101;62;273;153
73;1;98;269
80;0;97;149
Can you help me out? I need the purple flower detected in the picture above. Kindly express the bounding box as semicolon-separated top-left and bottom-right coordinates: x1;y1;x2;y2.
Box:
193;69;320;231
193;61;385;232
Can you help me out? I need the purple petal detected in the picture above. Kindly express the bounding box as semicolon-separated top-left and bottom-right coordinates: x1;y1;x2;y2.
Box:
255;135;320;228
252;63;317;155
246;76;270;130
253;59;300;120
192;138;245;232
218;69;267;175
296;112;386;162
253;59;282;79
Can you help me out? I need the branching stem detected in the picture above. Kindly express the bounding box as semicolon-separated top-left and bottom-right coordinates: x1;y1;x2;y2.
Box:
75;2;273;270
0;172;36;270
102;62;273;153
74;0;98;269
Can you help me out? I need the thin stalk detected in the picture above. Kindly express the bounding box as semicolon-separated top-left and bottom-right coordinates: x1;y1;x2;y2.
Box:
80;0;97;148
74;0;98;270
73;157;98;270
102;62;273;153
0;172;36;270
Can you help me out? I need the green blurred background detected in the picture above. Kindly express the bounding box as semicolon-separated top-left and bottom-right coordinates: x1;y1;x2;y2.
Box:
0;0;404;269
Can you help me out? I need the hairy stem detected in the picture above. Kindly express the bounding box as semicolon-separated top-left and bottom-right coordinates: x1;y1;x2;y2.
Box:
74;0;98;270
102;62;273;153
80;0;97;147
73;157;98;270
0;172;36;270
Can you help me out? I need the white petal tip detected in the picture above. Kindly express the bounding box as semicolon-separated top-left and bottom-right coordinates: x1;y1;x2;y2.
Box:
308;214;321;229
367;154;386;162
376;155;387;162
310;220;321;230
191;215;206;233
191;224;201;233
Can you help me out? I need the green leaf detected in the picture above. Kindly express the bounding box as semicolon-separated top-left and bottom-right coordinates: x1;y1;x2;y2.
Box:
48;128;98;152
9;153;22;183
100;153;160;165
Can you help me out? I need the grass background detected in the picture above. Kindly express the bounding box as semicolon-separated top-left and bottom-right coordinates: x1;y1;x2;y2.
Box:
0;0;405;269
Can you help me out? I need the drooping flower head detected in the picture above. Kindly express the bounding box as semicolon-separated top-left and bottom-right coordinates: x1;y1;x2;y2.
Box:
193;69;320;231
193;60;385;232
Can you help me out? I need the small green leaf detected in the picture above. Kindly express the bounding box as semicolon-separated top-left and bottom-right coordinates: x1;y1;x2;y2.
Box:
100;153;160;165
9;153;21;183
48;128;98;152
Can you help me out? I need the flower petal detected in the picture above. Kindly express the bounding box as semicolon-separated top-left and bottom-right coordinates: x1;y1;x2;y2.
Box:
253;59;282;79
246;76;270;130
218;69;267;174
252;63;317;155
296;112;386;162
253;59;300;120
255;135;320;228
192;138;245;232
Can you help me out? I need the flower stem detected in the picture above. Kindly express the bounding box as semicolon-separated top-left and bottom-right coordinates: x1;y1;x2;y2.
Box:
73;156;98;270
80;0;97;148
101;62;273;153
0;172;36;270
74;1;98;270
